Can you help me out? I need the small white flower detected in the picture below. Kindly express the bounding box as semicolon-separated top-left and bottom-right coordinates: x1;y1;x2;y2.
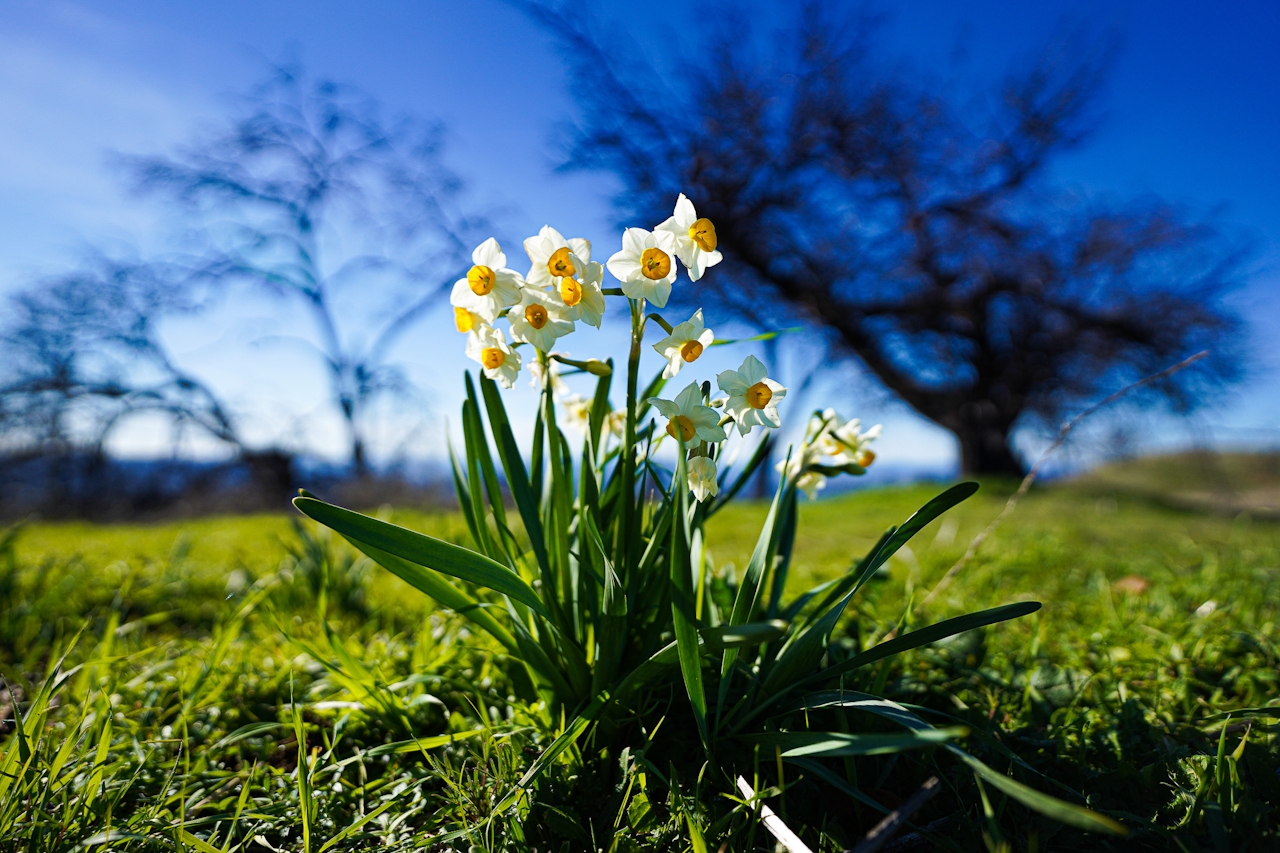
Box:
465;325;521;388
652;309;715;379
509;288;575;352
524;226;592;290
560;394;593;434
817;409;881;468
717;355;786;436
1194;600;1217;617
450;238;525;323
607;227;679;307
656;193;723;282
605;408;627;439
687;455;719;502
556;253;607;328
452;306;486;335
649;382;727;444
777;444;827;499
528;358;571;397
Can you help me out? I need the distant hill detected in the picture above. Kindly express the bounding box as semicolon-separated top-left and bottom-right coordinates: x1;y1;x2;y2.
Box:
1070;450;1280;518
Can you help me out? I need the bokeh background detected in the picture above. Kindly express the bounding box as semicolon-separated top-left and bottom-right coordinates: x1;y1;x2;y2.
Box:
2;0;1277;517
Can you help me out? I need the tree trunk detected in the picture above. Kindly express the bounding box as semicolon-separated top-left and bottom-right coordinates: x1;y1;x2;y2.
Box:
242;448;297;509
949;401;1024;476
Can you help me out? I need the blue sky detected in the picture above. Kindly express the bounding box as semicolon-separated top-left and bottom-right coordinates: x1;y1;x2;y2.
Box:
1;0;1277;471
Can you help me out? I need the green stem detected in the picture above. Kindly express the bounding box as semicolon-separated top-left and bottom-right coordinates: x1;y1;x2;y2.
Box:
647;313;674;335
621;298;645;580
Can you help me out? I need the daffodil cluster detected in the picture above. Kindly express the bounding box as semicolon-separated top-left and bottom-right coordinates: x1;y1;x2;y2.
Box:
449;192;878;502
777;409;883;499
451;229;604;388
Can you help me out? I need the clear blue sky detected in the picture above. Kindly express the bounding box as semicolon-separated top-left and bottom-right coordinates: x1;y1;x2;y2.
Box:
1;0;1276;471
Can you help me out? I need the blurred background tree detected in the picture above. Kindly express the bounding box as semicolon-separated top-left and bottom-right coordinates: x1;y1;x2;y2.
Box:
121;65;485;477
0;66;483;515
531;2;1244;474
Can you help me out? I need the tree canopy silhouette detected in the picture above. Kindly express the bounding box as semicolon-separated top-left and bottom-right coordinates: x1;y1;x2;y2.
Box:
532;3;1242;474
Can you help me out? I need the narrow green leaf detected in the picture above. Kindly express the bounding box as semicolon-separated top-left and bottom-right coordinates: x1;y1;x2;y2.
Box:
492;691;610;815
700;620;789;652
342;539;519;653
795;602;1043;691
958;753;1128;836
765;487;799;618
446;434;481;550
783;687;1125;834
293;496;549;619
716;461;790;728
461;395;500;559
317;800;396;852
585;512;626;695
465;372;509;533
671;449;709;748
741;727;966;757
355;728;486;759
853;482;980;591
480;373;551;577
706;434;773;516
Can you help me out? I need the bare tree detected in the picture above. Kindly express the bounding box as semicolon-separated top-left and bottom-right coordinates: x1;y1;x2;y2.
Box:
530;3;1242;474
122;66;485;476
0;253;301;511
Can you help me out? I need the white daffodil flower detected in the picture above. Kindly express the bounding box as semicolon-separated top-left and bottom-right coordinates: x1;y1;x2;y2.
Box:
817;409;882;468
687;455;719;502
717;355;787;436
776;443;828;499
509;288;575;352
560;394;593;434
528;357;571;397
524;226;592;290
450;238;525;323
652;308;715;379
649;381;727;445
556;253;607;328
607;227;679;307
452;306;486;335
656;193;723;282
465;324;521;389
605;408;627;439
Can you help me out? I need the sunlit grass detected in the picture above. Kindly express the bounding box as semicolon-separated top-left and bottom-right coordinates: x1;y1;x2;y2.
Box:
3;463;1277;850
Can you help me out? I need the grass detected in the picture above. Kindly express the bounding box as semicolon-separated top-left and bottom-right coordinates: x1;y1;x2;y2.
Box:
2;456;1278;850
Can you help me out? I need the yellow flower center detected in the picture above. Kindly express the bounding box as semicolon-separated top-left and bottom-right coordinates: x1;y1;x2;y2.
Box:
559;277;583;306
481;347;505;370
640;247;671;280
855;450;876;468
666;415;697;443
688;218;717;252
524;303;549;330
454;307;476;333
746;381;773;409
468;264;496;296
680;340;704;362
547;247;575;279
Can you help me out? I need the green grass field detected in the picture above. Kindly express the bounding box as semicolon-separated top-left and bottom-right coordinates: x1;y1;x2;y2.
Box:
2;456;1277;850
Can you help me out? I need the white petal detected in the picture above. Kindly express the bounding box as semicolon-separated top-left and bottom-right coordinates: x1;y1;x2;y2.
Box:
473;237;505;268
540;225;567;248
738;355;767;384
647;278;672;307
654;215;683;239
673;193;697;227
717;369;749;396
621;227;649;255
524;234;546;263
567;237;591;262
